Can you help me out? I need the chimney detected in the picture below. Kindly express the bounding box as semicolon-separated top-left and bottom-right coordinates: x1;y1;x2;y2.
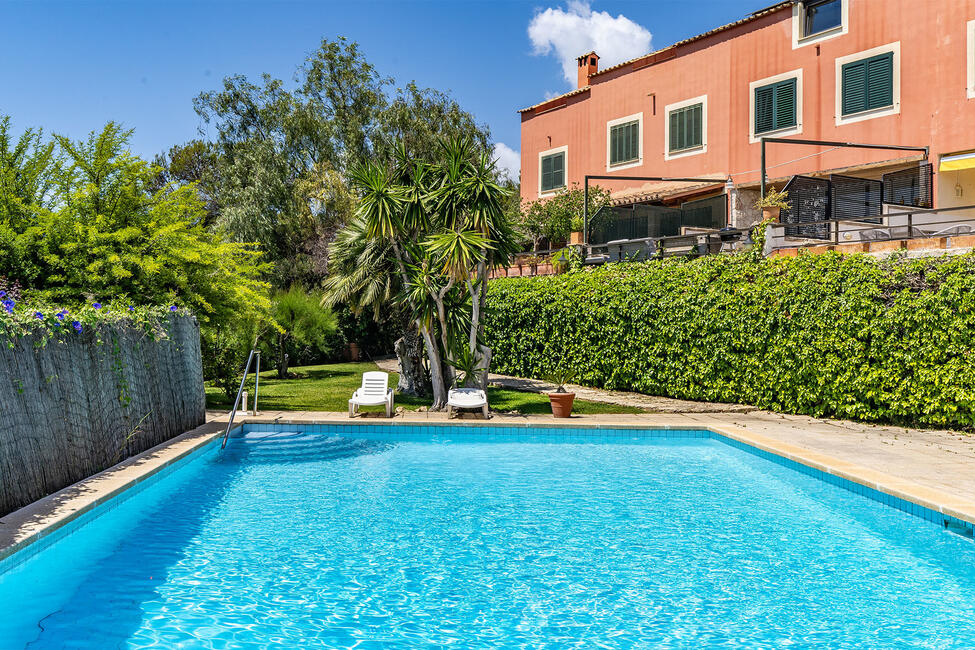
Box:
576;51;599;89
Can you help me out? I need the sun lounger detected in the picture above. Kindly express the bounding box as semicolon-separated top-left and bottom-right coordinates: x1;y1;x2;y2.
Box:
447;388;489;419
348;371;394;418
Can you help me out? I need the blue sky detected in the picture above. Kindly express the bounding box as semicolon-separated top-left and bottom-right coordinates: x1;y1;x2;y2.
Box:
1;0;763;179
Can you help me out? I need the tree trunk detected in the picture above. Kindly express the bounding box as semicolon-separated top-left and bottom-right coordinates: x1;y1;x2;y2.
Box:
394;328;429;396
419;326;448;410
277;333;289;379
475;344;491;391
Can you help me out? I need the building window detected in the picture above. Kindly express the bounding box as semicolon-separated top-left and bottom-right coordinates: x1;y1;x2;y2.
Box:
754;78;797;135
539;149;565;193
802;0;842;37
841;52;894;116
668;103;703;153
609;119;640;166
792;0;847;49
605;113;643;171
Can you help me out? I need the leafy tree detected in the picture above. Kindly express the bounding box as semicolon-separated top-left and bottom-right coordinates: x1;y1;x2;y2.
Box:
0;119;271;328
152;139;221;227
517;182;613;246
268;286;337;378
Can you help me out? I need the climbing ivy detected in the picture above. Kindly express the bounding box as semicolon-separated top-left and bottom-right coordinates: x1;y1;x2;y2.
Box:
485;251;975;429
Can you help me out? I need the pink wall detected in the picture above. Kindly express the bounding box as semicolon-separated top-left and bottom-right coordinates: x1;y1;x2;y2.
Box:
520;0;975;203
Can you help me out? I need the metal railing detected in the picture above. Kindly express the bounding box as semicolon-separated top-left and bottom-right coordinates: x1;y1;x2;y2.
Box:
220;349;261;450
770;203;975;249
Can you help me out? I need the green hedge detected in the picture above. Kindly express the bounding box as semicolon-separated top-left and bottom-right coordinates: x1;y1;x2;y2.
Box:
485;252;975;428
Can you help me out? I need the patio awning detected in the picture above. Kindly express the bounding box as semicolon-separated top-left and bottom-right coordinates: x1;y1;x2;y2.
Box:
939;151;975;172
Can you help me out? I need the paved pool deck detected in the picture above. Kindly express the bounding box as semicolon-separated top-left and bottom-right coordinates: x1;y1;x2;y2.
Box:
2;407;974;565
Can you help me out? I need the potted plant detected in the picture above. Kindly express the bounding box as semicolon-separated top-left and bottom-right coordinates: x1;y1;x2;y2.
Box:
545;368;576;417
754;187;791;222
569;214;585;245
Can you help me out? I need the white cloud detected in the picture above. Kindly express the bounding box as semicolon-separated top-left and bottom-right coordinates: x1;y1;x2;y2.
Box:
493;142;521;182
528;0;652;86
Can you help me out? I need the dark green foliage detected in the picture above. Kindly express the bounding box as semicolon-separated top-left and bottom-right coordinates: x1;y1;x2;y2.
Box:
485;252;975;428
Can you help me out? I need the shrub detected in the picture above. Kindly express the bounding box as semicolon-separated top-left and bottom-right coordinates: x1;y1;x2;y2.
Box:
484;252;975;428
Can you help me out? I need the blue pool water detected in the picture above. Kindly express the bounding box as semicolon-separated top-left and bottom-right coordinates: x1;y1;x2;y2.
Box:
3;426;975;648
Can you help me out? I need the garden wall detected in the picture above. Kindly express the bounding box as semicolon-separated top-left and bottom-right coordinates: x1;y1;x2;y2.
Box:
485;252;975;429
0;315;206;515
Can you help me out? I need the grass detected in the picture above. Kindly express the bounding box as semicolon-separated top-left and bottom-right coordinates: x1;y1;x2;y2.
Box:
205;361;644;415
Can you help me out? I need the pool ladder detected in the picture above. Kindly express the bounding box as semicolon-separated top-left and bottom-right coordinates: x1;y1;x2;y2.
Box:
221;349;261;449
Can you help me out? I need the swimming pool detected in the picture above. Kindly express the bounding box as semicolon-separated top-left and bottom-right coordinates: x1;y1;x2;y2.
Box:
3;423;975;648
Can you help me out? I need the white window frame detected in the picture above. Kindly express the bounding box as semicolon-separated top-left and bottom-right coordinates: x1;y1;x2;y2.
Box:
834;41;901;126
538;145;568;197
967;20;975;99
664;95;708;161
749;69;804;144
605;113;643;172
792;0;848;49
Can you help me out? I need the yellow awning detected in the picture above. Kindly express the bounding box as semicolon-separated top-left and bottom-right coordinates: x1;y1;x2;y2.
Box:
940;151;975;172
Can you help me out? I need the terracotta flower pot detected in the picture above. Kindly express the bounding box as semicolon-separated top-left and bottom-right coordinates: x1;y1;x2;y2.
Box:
548;392;576;418
569;231;584;245
761;206;781;222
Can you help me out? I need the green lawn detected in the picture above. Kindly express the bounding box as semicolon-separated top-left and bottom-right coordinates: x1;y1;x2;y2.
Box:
205;361;643;415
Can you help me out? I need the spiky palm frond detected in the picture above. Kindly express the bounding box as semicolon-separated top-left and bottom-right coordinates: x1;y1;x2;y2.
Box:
348;159;405;240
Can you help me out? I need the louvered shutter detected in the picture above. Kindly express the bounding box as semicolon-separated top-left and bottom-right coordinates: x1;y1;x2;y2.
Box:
775;78;797;130
551;152;564;188
866;52;893;110
755;85;775;134
669;111;680;152
842;59;867;115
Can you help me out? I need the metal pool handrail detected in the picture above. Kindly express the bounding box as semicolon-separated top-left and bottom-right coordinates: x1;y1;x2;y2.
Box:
221;349;260;449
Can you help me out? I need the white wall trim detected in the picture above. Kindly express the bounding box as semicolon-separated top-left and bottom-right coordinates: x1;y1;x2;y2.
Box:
834;41;901;126
792;0;849;49
748;68;804;144
605;112;644;172
664;95;708;161
537;145;568;197
967;20;975;99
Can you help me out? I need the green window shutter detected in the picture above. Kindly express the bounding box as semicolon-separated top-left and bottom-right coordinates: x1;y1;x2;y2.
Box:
670;103;703;152
669;111;680;152
774;78;797;130
610;120;639;165
842;53;893;116
755;85;775;134
551;152;564;189
756;78;796;135
866;52;893;110
541;153;564;192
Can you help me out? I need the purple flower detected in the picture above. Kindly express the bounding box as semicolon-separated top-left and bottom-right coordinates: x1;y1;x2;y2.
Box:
34;312;44;320
169;305;178;312
128;305;135;312
0;291;5;298
2;299;14;314
56;310;67;321
92;303;102;310
71;321;83;333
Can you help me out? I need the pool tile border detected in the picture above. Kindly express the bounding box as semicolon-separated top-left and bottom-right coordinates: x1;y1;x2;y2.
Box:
2;414;974;574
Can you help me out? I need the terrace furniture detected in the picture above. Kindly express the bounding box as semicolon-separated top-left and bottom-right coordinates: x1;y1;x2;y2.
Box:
348;371;394;418
447;388;489;419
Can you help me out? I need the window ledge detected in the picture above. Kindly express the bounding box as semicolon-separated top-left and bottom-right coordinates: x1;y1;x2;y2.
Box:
798;24;843;44
665;145;706;161
606;159;643;172
837;103;899;126
750;124;802;144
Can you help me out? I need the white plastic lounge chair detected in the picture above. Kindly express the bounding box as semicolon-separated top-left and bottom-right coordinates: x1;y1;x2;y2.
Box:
447;388;489;419
348;371;394;418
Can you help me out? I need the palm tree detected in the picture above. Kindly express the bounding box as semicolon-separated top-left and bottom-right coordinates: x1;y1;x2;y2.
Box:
331;135;517;408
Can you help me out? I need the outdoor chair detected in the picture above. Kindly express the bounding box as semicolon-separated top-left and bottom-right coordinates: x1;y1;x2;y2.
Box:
348;371;394;418
447;388;489;419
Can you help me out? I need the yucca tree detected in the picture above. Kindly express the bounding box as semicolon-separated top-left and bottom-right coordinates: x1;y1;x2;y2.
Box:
333;135;516;409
